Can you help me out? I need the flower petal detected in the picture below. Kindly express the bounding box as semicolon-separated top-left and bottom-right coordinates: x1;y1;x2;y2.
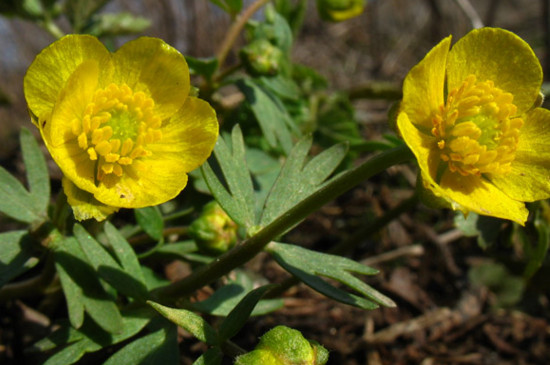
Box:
24;34;111;125
488;107;550;201
447;28;542;115
149;96;219;171
62;177;118;221
436;171;528;225
111;37;190;121
43;60;101;195
93;161;190;208
401;36;451;129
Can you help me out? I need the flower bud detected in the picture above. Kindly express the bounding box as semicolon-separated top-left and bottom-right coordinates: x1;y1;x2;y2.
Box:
316;0;364;22
240;39;284;77
235;325;329;365
188;201;238;255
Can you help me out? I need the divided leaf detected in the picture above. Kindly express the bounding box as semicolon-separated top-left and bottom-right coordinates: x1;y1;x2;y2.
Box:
267;242;395;310
147;301;219;346
201;125;256;230
0;230;40;287
54;237;123;332
74;224;148;300
260;136;347;227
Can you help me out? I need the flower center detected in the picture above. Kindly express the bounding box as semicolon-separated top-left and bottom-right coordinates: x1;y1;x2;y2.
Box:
431;74;523;177
71;83;162;182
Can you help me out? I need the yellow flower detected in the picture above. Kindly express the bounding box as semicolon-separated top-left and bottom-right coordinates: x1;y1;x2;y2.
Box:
24;35;218;221
397;28;550;225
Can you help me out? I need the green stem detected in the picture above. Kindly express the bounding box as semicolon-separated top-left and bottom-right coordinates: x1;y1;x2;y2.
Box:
153;144;413;301
40;19;65;39
215;0;272;77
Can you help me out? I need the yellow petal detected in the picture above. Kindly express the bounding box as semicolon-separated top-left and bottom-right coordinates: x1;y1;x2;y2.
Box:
111;37;190;121
401;36;451;130
447;28;542;115
149;96;219;171
62;177;118;221
488;108;550;201
24;34;111;126
436;170;528;225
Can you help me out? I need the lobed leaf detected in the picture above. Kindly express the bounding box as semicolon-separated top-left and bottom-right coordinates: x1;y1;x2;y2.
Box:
267;242;395;310
0;230;40;287
147;301;219;346
74;224;148;300
201;125;256;230
259;137;347;227
20;127;50;214
135;206;164;241
218;284;276;342
54;237;123;332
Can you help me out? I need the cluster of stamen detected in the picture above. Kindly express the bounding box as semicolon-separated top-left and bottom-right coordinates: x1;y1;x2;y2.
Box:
431;74;523;177
71;83;162;181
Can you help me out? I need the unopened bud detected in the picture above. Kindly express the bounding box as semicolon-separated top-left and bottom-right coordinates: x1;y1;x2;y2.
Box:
316;0;364;22
240;39;284;77
188;201;238;255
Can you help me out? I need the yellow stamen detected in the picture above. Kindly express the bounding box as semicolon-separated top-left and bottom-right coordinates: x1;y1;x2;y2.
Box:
431;75;522;177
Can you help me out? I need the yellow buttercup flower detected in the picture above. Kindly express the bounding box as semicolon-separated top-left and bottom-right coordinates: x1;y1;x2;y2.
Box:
24;35;218;221
397;28;550;224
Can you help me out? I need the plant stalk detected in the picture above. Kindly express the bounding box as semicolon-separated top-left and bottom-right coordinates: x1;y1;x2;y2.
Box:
153;144;413;301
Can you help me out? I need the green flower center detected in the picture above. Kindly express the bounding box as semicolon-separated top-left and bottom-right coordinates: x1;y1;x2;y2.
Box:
71;83;162;181
431;74;523;177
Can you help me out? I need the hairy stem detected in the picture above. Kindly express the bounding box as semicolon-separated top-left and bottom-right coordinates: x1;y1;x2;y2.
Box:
153;144;413;301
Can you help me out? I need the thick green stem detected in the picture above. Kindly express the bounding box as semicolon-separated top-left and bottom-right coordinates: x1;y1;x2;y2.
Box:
153;144;413;301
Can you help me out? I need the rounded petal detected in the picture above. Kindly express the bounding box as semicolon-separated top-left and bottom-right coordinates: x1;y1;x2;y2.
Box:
93;162;189;208
44;60;100;194
436;171;528;225
447;28;542;115
62;177;118;222
111;37;190;121
488;108;550;201
149;96;219;171
401;36;451;129
24;34;111;124
397;112;439;181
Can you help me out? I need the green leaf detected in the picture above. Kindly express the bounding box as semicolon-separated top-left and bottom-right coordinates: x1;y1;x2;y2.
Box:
0;230;40;287
135;206;164;241
193;347;223;365
103;320;178;365
54;237;124;332
190;270;283;317
43;338;99;365
104;221;147;286
0;163;40;223
187;56;219;80
258;75;301;101
20;128;50;214
86;12;151;37
237;79;296;154
147;301;219;345
267;242;395;310
454;212;503;250
74;224;148;300
201;125;256;230
260;137;347;227
524;214;550;279
218;285;276;342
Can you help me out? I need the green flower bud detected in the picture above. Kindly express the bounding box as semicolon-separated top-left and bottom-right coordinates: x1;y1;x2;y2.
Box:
235;325;329;365
240;39;284;77
316;0;364;22
188;201;238;255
